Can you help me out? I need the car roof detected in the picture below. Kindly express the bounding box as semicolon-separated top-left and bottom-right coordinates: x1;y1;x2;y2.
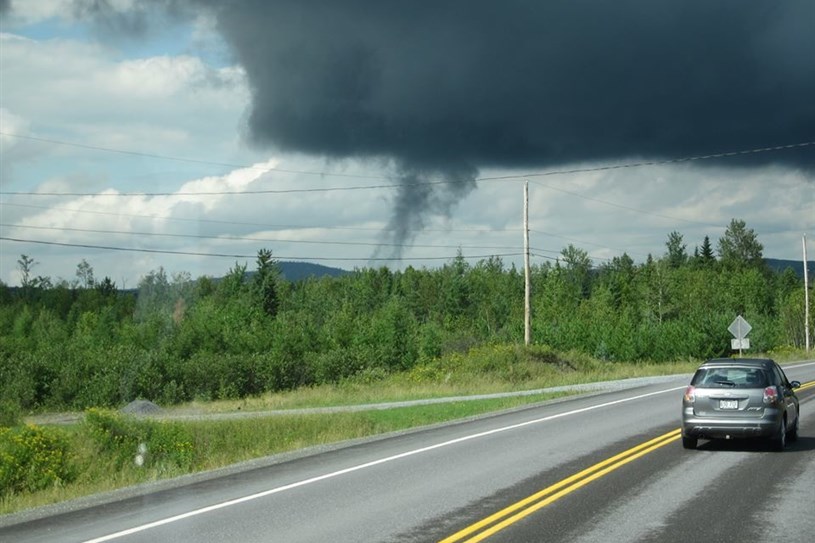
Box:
698;358;775;369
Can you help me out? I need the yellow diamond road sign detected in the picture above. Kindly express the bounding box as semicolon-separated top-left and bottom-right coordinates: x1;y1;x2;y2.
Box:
728;315;752;340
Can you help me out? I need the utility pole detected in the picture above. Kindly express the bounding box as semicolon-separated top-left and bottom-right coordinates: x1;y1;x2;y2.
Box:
804;234;810;353
524;181;531;346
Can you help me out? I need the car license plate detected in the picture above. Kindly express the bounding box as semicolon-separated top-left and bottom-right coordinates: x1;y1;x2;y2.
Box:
719;399;738;410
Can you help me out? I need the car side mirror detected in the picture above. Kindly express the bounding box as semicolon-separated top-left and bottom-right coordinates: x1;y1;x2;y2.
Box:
790;380;801;389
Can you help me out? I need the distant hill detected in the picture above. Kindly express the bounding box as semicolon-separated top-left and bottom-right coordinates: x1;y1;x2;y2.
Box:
209;261;347;286
765;258;814;278
280;259;811;281
276;261;349;281
240;260;815;281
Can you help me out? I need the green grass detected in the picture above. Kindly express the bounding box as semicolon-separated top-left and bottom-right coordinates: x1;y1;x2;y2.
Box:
174;348;703;415
3;346;808;517
2;392;568;515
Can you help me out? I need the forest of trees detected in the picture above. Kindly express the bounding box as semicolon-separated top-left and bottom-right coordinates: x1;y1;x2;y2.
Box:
0;219;811;412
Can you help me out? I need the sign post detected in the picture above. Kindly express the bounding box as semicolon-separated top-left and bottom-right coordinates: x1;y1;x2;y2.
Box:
728;315;752;357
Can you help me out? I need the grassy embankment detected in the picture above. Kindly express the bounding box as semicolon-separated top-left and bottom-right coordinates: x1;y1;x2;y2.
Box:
1;345;805;516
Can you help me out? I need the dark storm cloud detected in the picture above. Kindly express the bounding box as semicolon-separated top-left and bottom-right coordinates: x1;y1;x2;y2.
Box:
197;0;814;168
79;0;815;253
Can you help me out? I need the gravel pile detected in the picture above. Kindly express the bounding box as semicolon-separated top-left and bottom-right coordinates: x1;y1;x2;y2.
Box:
120;400;163;416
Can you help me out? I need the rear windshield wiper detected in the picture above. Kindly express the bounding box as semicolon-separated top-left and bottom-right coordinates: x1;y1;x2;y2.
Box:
713;380;736;387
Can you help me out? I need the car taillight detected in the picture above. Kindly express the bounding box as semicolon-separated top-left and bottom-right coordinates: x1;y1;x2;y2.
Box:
763;386;779;405
684;386;696;403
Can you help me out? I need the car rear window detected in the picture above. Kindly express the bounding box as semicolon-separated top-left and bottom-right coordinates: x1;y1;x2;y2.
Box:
691;367;769;388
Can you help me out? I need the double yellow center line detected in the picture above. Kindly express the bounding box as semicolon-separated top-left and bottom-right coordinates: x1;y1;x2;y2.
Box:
442;379;815;543
797;380;815;392
439;428;682;543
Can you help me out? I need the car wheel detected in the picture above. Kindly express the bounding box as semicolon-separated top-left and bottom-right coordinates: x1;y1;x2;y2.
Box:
682;436;697;450
772;417;786;451
787;413;799;443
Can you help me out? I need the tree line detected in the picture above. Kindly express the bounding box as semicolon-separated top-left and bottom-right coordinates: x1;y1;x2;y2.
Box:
0;219;810;412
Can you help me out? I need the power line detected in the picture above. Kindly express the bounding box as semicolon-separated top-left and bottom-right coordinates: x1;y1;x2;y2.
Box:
0;202;391;231
529;228;650;258
0;187;783;266
0;201;650;261
6;134;804;266
0;132;389;181
0;223;526;252
529;253;559;262
0;236;524;263
0;206;696;267
0;202;520;235
0;181;448;197
2;135;812;197
479;141;815;181
528;181;722;228
529;251;614;264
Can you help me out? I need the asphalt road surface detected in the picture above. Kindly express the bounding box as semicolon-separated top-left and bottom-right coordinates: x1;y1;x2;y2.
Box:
3;362;815;543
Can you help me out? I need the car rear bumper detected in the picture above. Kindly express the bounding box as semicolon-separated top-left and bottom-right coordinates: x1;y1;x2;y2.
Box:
682;415;781;440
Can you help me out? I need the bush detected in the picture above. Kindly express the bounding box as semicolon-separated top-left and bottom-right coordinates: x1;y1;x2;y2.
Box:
0;425;76;495
0;399;21;428
168;352;270;401
309;347;363;384
84;409;193;470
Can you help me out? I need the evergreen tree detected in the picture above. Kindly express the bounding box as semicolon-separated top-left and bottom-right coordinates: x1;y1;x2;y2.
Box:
254;248;280;317
95;277;117;297
698;235;715;266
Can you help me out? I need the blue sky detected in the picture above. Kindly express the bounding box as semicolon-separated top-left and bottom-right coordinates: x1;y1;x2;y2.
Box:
0;1;812;287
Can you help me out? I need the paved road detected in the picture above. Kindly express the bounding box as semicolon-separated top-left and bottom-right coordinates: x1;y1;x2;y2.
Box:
3;362;814;543
439;363;815;543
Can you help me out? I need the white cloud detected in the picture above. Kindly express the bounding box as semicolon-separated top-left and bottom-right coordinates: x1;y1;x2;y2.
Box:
0;31;252;189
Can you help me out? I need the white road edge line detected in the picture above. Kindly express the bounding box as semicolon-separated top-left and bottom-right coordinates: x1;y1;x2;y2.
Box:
82;385;687;542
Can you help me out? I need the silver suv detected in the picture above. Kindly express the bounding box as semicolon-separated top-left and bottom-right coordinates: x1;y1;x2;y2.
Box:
681;358;800;451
